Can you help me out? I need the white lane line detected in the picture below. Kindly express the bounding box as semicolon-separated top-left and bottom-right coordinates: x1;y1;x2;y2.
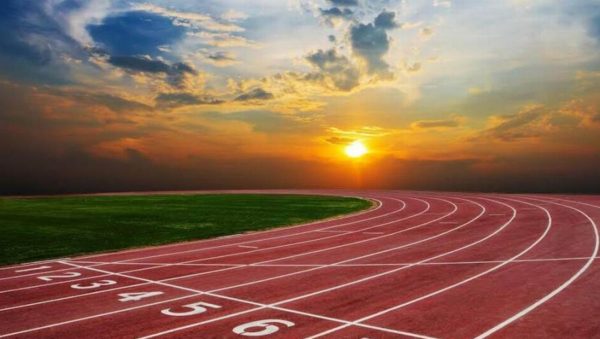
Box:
141;196;511;338
362;232;384;235
212;257;600;267
0;198;410;289
237;245;259;249
13;266;52;273
0;199;383;280
68;261;243;267
0;294;202;338
535;196;600;209
112;198;407;264
76;193;385;261
0;198;421;298
0;264;82;282
140;304;436;339
0;196;391;281
475;196;599;338
308;196;550;338
154;198;428;265
0;264;241;312
316;230;352;233
56;261;430;339
0;196;449;333
0;258;70;272
247;198;437;265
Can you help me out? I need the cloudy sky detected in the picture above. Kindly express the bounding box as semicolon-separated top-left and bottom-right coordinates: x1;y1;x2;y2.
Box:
1;0;600;194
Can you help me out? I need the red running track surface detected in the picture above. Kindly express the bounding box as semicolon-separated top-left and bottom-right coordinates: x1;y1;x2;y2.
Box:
0;190;599;338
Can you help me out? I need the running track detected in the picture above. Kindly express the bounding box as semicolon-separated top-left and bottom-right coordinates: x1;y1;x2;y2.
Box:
1;190;600;338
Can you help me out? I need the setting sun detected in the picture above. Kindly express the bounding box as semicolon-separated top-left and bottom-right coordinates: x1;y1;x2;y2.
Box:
345;141;368;158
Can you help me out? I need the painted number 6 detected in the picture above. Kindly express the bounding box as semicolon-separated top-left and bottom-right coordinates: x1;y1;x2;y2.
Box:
161;301;221;317
232;319;295;337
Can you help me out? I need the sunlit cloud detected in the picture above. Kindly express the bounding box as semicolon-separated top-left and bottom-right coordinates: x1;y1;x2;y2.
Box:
1;0;600;193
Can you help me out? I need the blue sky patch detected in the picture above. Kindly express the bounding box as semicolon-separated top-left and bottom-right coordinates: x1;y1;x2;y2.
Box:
88;11;185;57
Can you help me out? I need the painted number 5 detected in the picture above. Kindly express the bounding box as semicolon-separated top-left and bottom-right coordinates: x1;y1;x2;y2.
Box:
233;319;295;337
161;301;221;317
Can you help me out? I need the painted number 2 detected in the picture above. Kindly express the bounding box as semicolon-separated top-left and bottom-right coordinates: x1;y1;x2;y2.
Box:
37;272;81;281
233;319;295;337
161;301;221;317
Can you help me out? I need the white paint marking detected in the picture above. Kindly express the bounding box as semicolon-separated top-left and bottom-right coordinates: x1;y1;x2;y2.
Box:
238;245;259;249
80;197;393;263
2;195;497;339
308;196;549;338
54;261;433;339
475;197;599;338
316;230;351;233
14;266;52;273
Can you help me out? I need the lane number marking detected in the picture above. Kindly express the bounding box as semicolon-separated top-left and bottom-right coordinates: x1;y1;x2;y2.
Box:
118;291;164;302
71;280;117;290
161;301;221;317
37;272;81;281
233;319;295;336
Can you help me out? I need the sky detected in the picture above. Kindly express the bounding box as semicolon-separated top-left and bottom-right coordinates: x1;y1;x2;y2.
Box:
1;0;600;194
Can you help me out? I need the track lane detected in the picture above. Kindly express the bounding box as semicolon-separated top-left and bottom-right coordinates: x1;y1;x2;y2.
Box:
0;194;454;337
1;191;599;338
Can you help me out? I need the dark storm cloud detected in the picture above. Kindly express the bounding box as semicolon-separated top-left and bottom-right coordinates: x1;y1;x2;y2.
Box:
234;88;274;101
319;7;354;20
304;49;360;91
374;10;400;29
327;0;359;6
155;92;223;108
107;56;197;87
349;10;400;76
88;11;186;56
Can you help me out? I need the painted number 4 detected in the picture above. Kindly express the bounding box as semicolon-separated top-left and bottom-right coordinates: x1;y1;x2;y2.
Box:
161;301;221;317
233;319;295;337
118;291;164;302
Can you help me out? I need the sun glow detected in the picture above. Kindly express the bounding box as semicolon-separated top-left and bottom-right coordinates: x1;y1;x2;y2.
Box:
345;140;368;158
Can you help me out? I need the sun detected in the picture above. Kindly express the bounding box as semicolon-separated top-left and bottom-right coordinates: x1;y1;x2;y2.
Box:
345;140;368;158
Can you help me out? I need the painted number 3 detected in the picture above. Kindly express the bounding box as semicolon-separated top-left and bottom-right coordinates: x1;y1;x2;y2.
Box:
232;319;295;337
71;280;117;290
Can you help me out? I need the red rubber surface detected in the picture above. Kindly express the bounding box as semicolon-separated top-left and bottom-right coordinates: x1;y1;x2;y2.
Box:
0;191;599;338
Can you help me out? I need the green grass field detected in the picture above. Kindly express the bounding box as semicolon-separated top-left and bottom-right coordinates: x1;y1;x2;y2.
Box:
0;194;371;265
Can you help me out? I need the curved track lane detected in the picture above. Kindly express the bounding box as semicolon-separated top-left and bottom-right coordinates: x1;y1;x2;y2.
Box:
0;191;598;338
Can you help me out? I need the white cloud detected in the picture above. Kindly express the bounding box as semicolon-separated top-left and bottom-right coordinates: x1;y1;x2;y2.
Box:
132;3;244;33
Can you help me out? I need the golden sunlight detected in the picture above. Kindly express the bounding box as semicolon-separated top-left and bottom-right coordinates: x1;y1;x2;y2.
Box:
345;140;368;158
